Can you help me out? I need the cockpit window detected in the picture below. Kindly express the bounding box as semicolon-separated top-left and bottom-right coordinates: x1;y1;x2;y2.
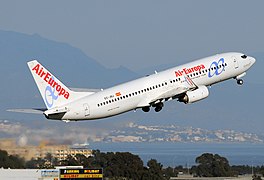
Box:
241;54;247;59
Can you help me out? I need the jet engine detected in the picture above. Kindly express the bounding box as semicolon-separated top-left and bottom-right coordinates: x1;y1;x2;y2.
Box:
179;85;209;104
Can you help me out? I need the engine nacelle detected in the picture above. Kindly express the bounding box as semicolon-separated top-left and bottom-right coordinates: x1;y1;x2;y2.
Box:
179;85;209;104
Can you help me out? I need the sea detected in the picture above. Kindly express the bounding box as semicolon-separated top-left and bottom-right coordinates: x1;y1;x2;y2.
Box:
89;142;264;167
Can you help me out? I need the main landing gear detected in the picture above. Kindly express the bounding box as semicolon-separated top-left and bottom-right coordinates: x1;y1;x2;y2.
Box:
142;102;164;113
154;102;164;112
142;106;150;112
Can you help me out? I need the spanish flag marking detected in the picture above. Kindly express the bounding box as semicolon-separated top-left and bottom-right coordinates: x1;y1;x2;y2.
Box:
115;92;121;96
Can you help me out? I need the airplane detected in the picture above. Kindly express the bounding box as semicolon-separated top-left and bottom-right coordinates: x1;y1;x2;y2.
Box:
9;52;255;122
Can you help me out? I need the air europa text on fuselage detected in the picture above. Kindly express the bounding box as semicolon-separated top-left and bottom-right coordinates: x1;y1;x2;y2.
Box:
175;64;205;77
32;64;70;99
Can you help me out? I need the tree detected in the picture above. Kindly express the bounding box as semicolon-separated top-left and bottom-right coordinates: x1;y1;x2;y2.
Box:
82;150;165;179
75;154;90;167
25;157;45;169
195;153;233;177
147;159;164;180
231;165;252;175
104;152;146;179
259;166;264;177
60;155;81;166
163;166;177;180
252;174;262;180
0;149;25;168
25;153;59;169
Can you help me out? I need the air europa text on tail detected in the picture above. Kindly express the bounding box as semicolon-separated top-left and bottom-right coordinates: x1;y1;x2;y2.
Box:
32;63;70;99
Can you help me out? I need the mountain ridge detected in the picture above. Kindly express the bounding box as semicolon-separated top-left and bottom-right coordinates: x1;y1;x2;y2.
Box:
0;30;138;111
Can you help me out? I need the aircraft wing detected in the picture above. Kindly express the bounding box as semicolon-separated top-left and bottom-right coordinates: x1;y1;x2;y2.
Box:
137;86;188;107
138;75;198;107
7;108;47;114
153;86;188;101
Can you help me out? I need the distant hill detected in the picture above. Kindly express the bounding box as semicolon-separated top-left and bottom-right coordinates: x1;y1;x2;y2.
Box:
0;30;137;112
105;122;264;143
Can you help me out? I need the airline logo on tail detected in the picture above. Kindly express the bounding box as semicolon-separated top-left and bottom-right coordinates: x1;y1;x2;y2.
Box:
32;63;70;108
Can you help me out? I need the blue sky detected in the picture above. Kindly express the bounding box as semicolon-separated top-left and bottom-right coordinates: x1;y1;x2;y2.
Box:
1;0;264;70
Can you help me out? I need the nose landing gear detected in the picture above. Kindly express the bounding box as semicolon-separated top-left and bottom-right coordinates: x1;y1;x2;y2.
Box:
237;79;243;85
235;72;246;86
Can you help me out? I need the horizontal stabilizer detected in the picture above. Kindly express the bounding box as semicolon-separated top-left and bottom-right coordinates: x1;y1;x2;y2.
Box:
7;108;47;114
70;88;101;93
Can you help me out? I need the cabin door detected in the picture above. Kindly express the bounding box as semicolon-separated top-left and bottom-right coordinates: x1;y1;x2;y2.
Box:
233;56;239;69
83;103;90;117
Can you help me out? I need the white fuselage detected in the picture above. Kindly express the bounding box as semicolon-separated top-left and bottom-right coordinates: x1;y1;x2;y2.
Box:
45;52;255;121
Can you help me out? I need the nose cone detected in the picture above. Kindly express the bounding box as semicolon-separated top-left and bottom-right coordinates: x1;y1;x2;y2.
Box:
251;57;256;65
248;56;256;69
